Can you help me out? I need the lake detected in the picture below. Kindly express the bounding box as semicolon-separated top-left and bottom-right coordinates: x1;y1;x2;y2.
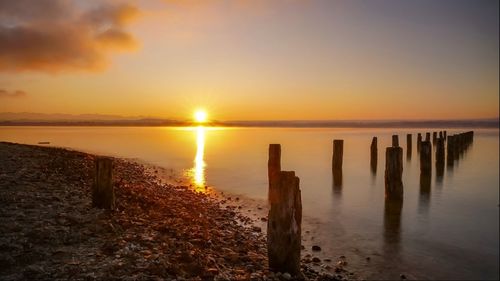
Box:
1;126;498;280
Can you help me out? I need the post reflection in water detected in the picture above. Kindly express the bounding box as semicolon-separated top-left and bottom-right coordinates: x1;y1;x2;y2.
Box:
383;198;403;254
192;126;207;192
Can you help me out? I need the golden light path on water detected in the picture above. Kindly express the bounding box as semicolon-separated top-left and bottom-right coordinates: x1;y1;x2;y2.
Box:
193;125;206;191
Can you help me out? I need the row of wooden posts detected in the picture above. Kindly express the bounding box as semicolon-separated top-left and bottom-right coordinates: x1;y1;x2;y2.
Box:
266;130;474;274
90;130;473;275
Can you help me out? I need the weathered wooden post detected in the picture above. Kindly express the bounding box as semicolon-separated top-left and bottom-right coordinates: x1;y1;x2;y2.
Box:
267;171;302;275
443;131;447;140
92;157;115;209
453;134;460;159
406;134;412;160
447;135;455;167
332;140;343;186
268;144;281;202
435;137;445;177
420;141;432;175
417;133;422;153
384;147;403;200
392;135;399;147
439;131;443;139
370;137;377;174
425;132;430;142
432;132;437;144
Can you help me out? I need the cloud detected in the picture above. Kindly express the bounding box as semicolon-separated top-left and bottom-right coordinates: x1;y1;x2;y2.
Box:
0;89;27;98
0;0;140;73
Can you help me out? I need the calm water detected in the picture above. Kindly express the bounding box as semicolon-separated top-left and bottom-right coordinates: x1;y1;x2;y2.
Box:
1;126;498;280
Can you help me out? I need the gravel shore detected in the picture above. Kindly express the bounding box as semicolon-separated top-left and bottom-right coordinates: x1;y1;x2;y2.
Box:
0;142;352;280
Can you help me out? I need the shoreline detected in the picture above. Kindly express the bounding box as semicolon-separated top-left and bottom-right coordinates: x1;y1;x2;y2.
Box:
0;142;353;280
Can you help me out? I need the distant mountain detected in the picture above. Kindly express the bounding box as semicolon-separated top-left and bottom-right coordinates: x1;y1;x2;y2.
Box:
0;112;155;121
0;112;498;128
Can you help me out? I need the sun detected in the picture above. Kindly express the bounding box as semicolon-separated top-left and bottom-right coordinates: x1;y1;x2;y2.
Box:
194;110;208;123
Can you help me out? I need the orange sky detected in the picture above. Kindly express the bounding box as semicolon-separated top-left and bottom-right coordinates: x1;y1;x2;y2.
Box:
0;0;498;121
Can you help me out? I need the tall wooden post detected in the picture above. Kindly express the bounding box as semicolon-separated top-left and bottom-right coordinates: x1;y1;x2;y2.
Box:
443;131;447;140
370;137;377;174
267;171;302;275
425;132;430;142
417;133;422;153
268;144;281;202
406;134;412;160
447;135;454;167
420;141;432;175
435;137;445;177
385;147;403;200
392;135;399;147
432;132;437;144
92;157;115;209
332;140;344;187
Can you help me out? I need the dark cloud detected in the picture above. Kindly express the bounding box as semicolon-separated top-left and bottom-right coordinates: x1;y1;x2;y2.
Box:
0;0;139;73
0;89;27;98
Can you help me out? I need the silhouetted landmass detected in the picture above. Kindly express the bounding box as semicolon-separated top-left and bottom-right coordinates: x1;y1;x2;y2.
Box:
0;118;498;128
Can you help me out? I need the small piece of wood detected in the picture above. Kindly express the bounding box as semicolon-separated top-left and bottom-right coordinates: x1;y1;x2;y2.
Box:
92;157;115;210
267;171;302;275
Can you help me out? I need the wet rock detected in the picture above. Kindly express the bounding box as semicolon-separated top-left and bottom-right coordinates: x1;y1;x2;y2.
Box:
312;245;321;252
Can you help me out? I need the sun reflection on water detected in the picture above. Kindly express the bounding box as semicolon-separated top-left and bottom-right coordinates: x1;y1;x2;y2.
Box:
193;125;206;191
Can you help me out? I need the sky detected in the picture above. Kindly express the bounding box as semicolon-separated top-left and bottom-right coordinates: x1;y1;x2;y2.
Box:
0;0;498;121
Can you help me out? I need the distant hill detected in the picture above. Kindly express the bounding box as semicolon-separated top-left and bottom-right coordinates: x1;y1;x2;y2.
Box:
0;112;154;121
0;112;498;128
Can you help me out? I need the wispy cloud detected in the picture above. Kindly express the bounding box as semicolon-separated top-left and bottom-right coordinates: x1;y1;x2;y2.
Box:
0;0;140;73
0;89;27;98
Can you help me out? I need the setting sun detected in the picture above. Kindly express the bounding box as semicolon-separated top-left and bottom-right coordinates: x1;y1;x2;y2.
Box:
194;110;208;123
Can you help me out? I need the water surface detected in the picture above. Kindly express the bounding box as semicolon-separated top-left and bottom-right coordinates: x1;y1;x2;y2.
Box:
1;126;498;280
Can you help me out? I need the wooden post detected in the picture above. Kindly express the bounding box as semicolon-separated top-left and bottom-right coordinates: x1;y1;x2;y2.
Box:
268;144;281;202
432;132;437;144
332;140;343;187
420;141;432;175
370;137;377;174
384;147;403;200
267;171;302;275
332;140;344;171
439;131;443;139
447;135;454;167
453;134;460;159
392;135;399;147
425;132;430;142
92;157;115;209
435;137;445;177
417;133;422;153
406;134;412;160
443;131;447;140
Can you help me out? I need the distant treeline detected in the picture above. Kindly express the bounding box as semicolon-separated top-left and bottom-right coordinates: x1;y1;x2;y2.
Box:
0;118;498;128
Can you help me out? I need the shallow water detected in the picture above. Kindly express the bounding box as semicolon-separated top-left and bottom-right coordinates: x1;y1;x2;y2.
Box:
1;126;498;280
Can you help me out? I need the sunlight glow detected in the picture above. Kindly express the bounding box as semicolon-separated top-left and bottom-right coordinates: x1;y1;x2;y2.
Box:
193;126;206;190
194;110;208;123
